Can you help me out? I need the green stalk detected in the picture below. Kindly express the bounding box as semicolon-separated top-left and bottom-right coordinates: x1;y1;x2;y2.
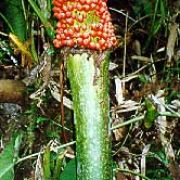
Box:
43;146;51;180
28;0;55;39
67;52;112;180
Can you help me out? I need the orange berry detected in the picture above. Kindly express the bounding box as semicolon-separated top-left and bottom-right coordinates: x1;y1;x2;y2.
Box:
99;39;106;46
83;39;90;46
89;42;96;49
52;7;61;13
76;3;83;11
80;0;85;4
66;18;74;25
83;4;90;12
53;0;62;7
66;39;75;47
65;11;72;18
77;37;83;44
81;32;89;39
53;39;59;48
74;26;80;32
77;15;84;23
95;43;100;50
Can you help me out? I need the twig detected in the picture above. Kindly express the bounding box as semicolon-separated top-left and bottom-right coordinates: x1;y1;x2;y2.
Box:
129;13;165;31
141;144;151;177
0;31;8;37
16;151;43;164
152;95;180;118
122;11;128;80
126;63;150;77
109;7;136;22
131;55;151;63
121;11;128;91
0;12;14;33
159;111;180;118
111;115;144;130
16;141;76;164
51;120;73;132
116;168;152;180
111;111;180;131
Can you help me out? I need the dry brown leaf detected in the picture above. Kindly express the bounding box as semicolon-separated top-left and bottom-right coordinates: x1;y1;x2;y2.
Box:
9;33;33;68
166;23;178;67
112;118;127;141
116;171;128;180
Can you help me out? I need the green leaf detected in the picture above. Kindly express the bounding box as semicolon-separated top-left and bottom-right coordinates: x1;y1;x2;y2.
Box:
36;116;48;124
160;0;166;18
144;98;156;128
52;153;64;179
43;146;51;180
28;0;55;39
13;133;23;161
143;1;152;15
138;75;148;84
155;150;169;165
0;142;14;180
60;158;76;180
2;0;26;41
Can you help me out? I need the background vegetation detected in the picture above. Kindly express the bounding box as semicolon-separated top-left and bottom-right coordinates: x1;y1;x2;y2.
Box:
0;0;179;179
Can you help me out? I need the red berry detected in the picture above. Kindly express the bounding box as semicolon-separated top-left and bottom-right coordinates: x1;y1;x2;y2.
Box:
62;5;68;12
76;3;83;11
81;24;87;31
81;32;89;39
77;15;84;23
71;13;76;19
53;39;60;48
61;40;66;45
52;7;61;13
52;0;62;7
91;24;97;30
90;3;96;9
80;0;85;4
66;18;74;25
60;33;66;39
99;7;106;14
83;4;90;12
67;29;74;37
99;39;106;46
73;26;80;32
83;39;90;46
65;11;72;18
77;38;83;44
89;42;96;49
55;12;65;19
91;31;97;37
92;0;98;3
95;43;100;50
97;31;102;37
67;4;73;11
102;32;108;39
56;34;61;40
66;39;74;47
56;28;63;34
61;23;66;29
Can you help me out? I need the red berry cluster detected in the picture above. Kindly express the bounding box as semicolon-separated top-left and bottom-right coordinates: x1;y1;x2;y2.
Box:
52;0;117;50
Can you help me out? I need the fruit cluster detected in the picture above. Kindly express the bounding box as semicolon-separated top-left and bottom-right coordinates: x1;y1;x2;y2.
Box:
52;0;117;50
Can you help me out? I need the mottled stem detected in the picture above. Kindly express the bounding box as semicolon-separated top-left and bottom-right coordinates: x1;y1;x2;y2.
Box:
67;52;112;180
